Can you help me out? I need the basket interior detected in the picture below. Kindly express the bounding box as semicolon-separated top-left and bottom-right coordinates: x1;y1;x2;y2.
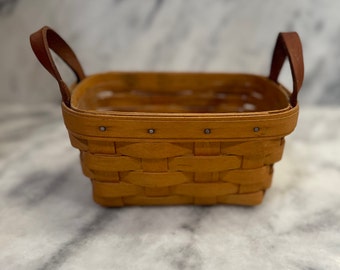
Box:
71;72;291;113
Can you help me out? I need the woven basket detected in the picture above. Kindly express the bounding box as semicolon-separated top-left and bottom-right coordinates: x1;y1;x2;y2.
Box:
30;26;304;207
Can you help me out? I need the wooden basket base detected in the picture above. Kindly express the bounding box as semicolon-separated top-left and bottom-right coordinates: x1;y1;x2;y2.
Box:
92;185;266;207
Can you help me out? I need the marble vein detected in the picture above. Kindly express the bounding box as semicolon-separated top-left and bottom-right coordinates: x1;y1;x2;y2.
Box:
0;105;340;269
2;0;340;105
1;0;340;269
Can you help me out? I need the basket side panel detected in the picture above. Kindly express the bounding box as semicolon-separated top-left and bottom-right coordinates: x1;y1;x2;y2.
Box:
70;137;279;206
63;106;295;207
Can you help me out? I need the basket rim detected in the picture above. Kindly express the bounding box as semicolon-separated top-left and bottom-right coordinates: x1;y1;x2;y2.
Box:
62;102;299;140
70;72;294;117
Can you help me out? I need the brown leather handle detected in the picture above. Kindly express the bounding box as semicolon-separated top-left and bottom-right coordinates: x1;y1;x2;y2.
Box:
30;27;303;107
30;26;85;106
269;32;304;107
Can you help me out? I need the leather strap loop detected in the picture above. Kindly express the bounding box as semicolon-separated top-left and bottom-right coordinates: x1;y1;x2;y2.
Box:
30;26;85;106
269;32;304;107
30;27;303;108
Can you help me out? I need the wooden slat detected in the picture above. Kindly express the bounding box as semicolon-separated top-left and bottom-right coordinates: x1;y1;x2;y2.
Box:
72;73;272;94
221;166;271;184
221;141;266;169
142;158;168;172
93;194;124;207
264;139;285;164
116;142;192;158
242;155;265;169
68;133;88;150
82;160;120;181
194;172;219;182
239;177;272;193
169;156;241;172
221;141;264;155
81;160;93;178
194;142;220;156
87;140;116;154
62;102;299;140
144;187;170;197
92;181;143;198
217;191;264;206
123;195;194;206
93;192;265;207
89;171;120;182
92;94;248;110
123;171;190;187
172;183;238;197
81;152;141;171
194;197;217;205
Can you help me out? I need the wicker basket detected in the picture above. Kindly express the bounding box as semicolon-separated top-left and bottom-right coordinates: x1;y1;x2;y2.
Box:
30;26;304;207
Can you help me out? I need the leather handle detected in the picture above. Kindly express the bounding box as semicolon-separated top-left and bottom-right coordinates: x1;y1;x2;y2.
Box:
269;32;304;107
30;26;85;106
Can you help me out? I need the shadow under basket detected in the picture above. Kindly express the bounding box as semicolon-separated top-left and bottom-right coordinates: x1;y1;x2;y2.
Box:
30;27;304;207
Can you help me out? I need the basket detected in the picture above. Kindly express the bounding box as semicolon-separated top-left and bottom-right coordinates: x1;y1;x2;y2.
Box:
30;26;304;207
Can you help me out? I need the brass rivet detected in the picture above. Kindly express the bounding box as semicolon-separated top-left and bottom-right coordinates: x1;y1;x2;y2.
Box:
204;128;211;134
253;127;260;132
148;128;155;134
99;126;106;132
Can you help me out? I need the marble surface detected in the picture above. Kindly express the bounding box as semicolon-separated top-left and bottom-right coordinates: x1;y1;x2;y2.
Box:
1;0;340;269
1;105;340;269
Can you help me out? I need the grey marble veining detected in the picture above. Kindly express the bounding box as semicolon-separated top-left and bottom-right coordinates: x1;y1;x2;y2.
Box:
1;105;340;269
1;0;340;105
1;1;340;269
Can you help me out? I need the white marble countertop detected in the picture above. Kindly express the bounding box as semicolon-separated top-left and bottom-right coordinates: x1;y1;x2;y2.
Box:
1;0;340;269
1;105;340;269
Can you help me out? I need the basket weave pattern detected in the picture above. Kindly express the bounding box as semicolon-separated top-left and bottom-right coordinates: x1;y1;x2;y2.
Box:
30;26;304;206
62;93;297;206
72;136;284;206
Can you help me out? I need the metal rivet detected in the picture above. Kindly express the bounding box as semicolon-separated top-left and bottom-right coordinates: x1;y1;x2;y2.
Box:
204;128;211;134
148;128;155;134
99;126;106;132
253;127;260;132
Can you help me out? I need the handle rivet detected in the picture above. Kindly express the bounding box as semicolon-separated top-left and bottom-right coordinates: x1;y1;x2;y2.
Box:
99;126;106;132
253;127;260;132
148;128;155;134
204;128;211;134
